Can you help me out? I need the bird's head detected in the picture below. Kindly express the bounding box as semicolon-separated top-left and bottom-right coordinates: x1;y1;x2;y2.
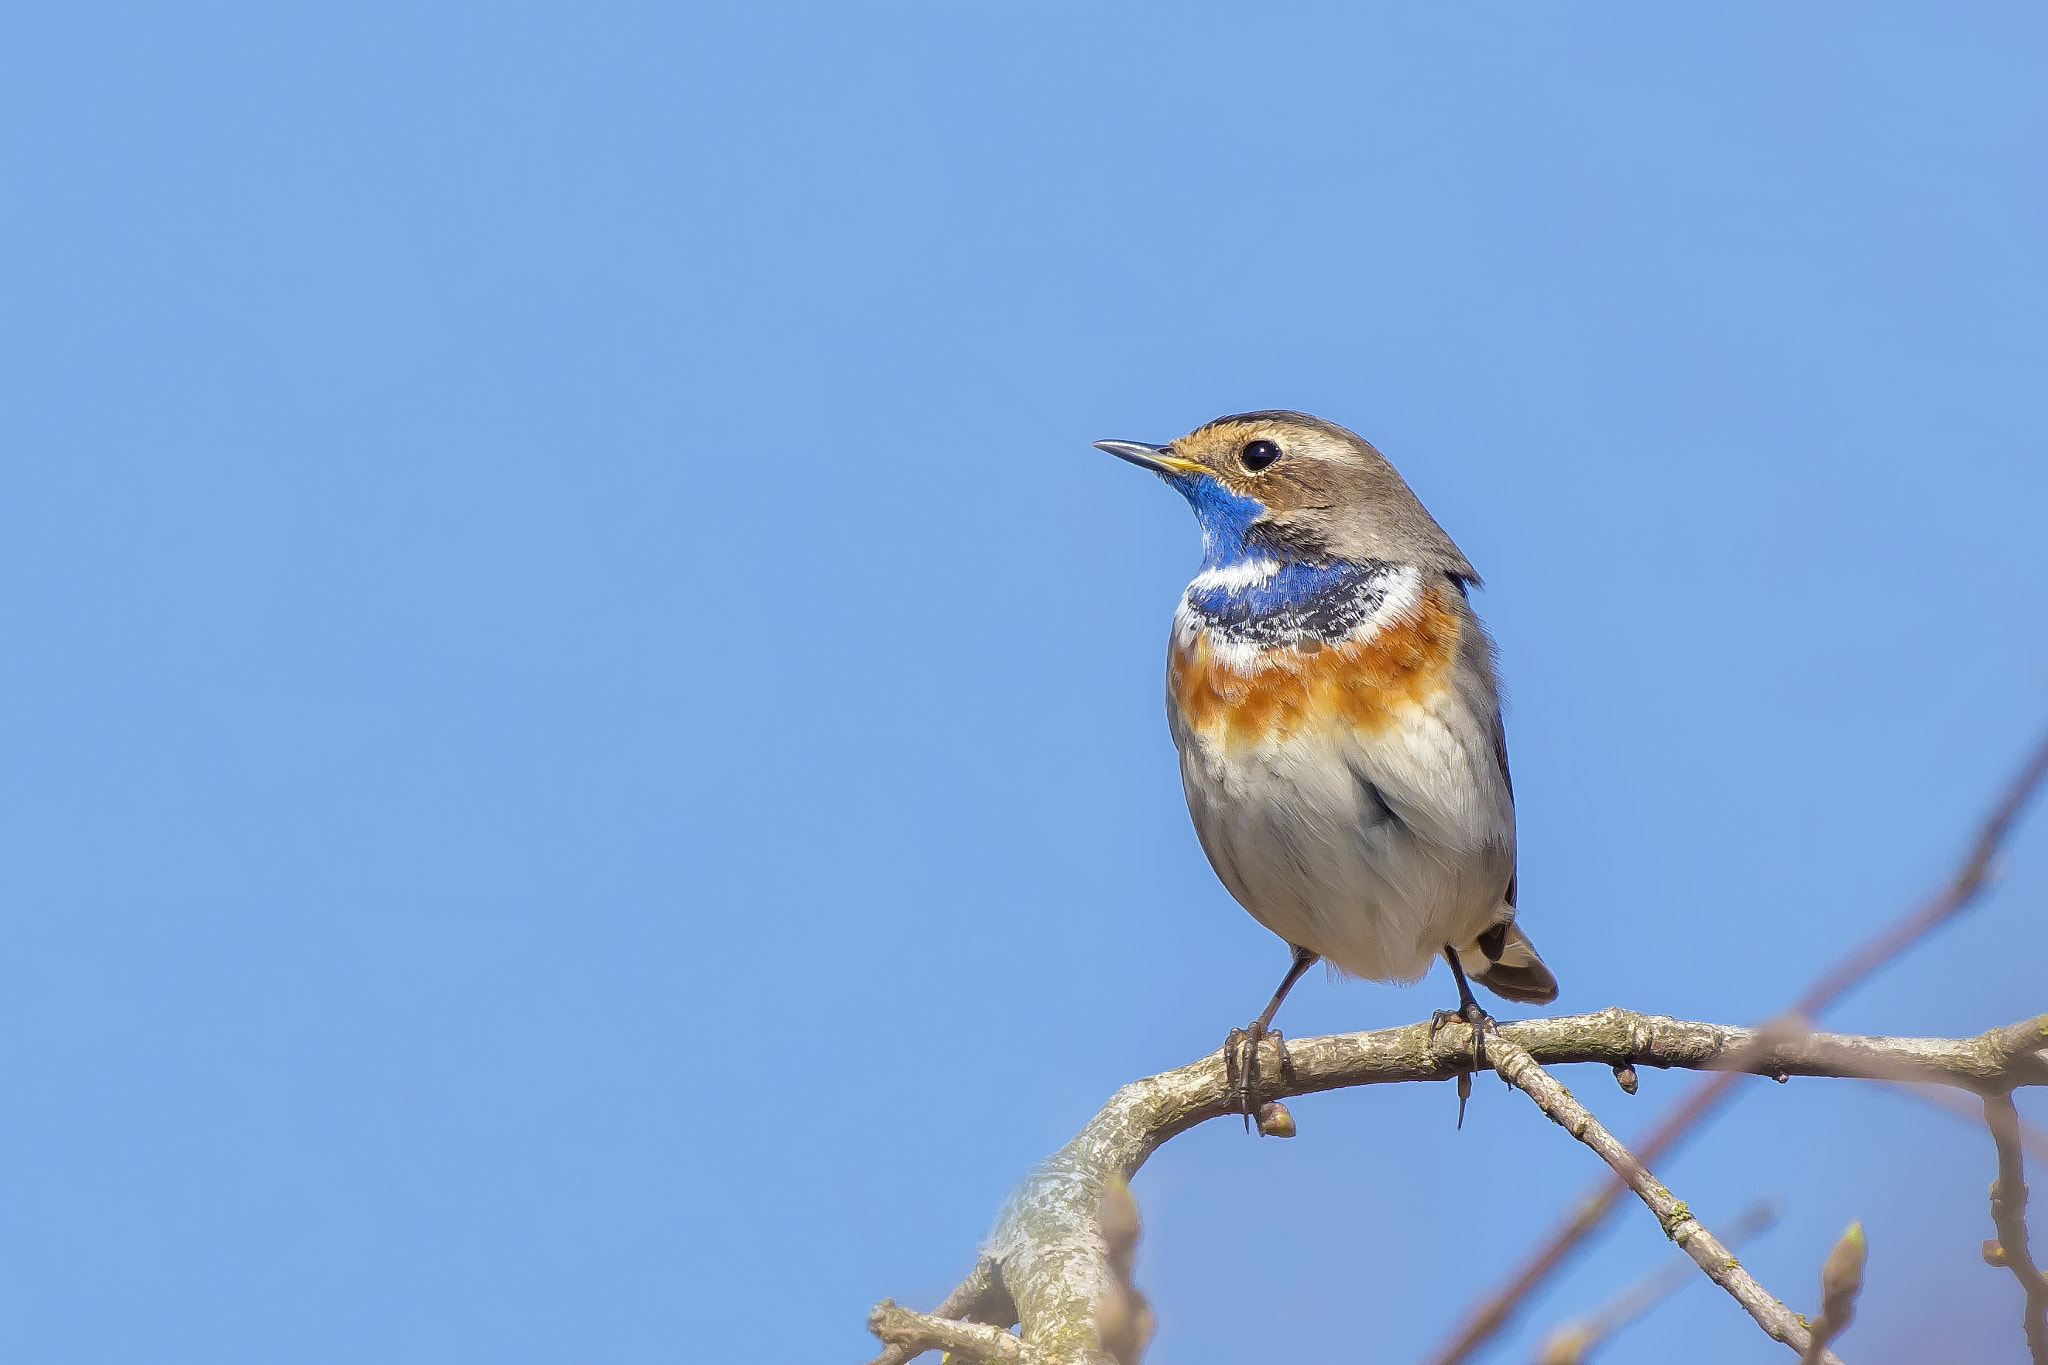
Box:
1096;411;1477;583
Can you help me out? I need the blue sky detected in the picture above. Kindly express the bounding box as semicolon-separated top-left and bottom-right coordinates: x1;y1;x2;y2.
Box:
3;4;2046;1363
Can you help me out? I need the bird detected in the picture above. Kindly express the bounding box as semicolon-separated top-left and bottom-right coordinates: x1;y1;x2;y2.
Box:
1095;411;1557;1126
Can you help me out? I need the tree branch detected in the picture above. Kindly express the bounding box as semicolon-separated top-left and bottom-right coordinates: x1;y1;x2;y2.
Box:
862;1259;1014;1365
868;1300;1032;1365
1483;1033;1843;1362
863;1012;2048;1363
1985;1092;2048;1364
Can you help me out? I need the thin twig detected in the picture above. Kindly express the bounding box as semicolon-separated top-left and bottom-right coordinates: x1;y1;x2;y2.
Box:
1533;1200;1776;1365
1484;1033;1843;1362
1986;1093;2048;1364
1423;724;2048;1365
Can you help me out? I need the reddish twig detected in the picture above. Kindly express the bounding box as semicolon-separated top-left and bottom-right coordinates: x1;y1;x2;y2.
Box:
1533;1200;1776;1365
1881;1081;2048;1163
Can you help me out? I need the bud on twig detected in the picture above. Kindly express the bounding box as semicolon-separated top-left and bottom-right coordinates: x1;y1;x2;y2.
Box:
1255;1100;1296;1138
1094;1177;1152;1365
1611;1063;1638;1095
1820;1220;1866;1319
1534;1320;1595;1365
1983;1237;2009;1267
1799;1221;1865;1365
1098;1178;1141;1261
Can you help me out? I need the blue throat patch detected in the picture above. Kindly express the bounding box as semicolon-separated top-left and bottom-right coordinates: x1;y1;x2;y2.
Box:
1174;471;1266;570
1170;471;1372;619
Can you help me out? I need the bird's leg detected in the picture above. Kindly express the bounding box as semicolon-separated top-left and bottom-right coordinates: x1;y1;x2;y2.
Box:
1430;944;1494;1130
1226;945;1319;1131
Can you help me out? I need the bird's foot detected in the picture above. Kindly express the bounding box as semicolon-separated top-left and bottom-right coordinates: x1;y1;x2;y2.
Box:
1429;999;1495;1130
1224;1023;1294;1132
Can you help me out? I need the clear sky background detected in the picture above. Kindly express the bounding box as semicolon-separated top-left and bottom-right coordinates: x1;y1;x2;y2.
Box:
4;5;2046;1363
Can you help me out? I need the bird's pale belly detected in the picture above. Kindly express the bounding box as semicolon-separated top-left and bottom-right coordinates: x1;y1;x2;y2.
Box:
1166;584;1514;983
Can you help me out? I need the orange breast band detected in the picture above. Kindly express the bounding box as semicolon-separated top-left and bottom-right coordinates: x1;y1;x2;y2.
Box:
1170;581;1463;748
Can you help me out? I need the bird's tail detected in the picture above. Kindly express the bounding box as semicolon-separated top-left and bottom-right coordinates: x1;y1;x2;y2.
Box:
1463;920;1558;1005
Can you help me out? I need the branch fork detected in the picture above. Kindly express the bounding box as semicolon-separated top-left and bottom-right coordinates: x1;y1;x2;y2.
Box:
865;1010;2047;1365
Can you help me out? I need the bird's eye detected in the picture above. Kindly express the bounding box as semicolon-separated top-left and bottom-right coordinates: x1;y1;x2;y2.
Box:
1239;439;1282;473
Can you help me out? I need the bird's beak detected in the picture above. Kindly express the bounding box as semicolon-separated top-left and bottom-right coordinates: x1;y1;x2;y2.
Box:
1093;439;1208;477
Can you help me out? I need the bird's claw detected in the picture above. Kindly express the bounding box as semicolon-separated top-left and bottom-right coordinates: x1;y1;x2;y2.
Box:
1430;1001;1495;1130
1225;1023;1293;1131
